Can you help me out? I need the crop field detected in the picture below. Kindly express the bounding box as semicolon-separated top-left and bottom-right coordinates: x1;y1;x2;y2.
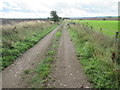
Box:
70;20;118;37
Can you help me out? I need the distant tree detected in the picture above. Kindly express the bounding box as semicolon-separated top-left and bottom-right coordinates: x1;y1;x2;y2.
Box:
50;11;60;22
59;17;62;19
47;17;50;20
108;16;112;18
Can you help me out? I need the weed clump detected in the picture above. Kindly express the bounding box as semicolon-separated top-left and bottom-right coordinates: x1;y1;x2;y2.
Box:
24;69;31;74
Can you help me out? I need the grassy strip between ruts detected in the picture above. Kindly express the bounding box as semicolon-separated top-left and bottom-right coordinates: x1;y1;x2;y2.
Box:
1;24;58;70
68;24;119;88
28;25;63;88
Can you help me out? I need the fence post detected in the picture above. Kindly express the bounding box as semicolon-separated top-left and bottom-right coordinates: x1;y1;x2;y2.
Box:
12;27;16;31
91;26;93;30
115;31;119;52
82;24;84;29
100;28;102;32
113;32;119;63
114;32;119;48
115;32;119;38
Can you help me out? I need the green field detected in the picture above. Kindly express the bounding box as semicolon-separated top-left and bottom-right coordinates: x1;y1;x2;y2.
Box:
71;20;118;37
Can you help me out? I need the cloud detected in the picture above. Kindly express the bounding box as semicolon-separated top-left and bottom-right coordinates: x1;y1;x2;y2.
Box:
0;0;119;18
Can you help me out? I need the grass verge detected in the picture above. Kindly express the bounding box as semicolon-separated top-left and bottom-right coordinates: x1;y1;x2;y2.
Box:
1;21;58;70
68;24;120;88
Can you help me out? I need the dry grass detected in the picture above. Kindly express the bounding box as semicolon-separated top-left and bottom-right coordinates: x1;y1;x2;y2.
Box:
1;20;57;69
1;21;54;48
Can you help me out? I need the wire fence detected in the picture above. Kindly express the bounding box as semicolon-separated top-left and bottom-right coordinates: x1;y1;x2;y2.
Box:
78;22;120;65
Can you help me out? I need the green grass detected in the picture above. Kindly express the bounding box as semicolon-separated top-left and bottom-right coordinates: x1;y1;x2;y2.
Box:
68;24;119;88
30;26;63;88
70;20;118;37
1;21;58;70
46;51;55;56
24;69;31;74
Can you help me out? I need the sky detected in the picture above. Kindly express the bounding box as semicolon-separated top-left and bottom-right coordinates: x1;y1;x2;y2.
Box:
0;0;119;18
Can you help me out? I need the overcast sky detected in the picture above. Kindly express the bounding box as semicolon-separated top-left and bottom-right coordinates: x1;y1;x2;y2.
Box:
0;0;119;18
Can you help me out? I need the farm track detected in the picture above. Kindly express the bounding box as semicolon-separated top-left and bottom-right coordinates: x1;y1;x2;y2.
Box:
1;23;91;88
46;25;91;88
1;25;62;88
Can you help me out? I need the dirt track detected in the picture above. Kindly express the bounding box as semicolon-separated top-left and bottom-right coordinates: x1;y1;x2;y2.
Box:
1;24;91;88
1;25;61;88
47;26;91;88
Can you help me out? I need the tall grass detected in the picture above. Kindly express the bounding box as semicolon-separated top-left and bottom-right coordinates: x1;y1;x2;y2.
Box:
1;20;58;70
68;23;120;88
